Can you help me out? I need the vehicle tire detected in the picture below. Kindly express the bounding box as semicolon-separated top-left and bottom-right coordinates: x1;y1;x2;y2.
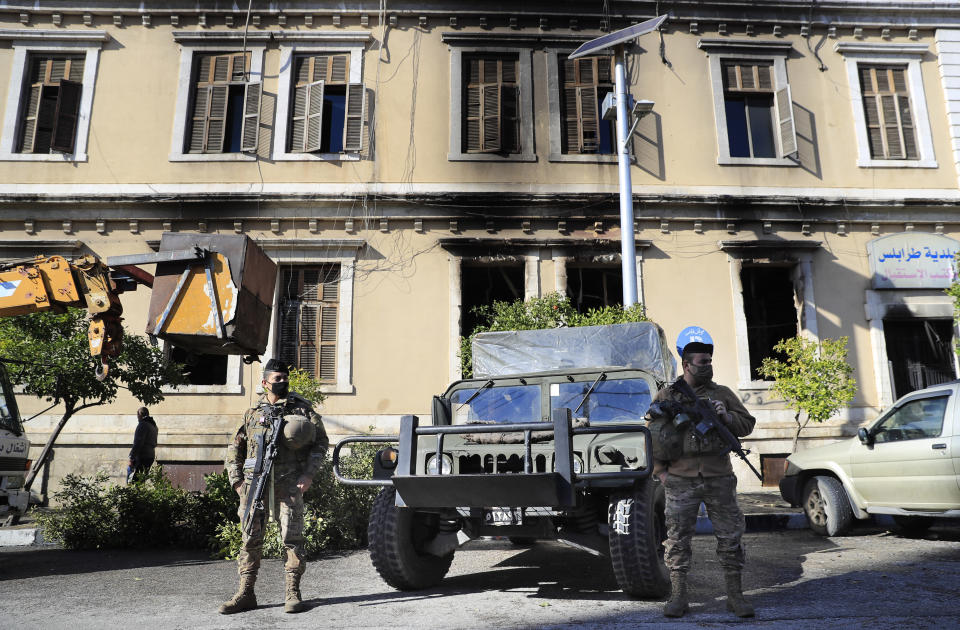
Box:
802;476;854;536
891;515;935;536
367;487;454;590
608;478;671;598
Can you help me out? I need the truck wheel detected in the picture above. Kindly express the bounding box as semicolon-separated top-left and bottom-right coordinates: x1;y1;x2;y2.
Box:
367;487;454;590
608;478;670;598
802;476;854;536
891;515;934;536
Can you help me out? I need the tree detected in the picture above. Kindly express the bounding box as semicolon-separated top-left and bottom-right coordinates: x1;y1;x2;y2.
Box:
0;308;186;490
758;336;857;453
459;292;648;378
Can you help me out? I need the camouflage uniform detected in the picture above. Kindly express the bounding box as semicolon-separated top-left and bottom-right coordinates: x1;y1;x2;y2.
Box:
225;393;329;578
649;379;756;574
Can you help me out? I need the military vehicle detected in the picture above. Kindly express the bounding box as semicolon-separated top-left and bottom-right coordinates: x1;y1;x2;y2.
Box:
335;322;675;597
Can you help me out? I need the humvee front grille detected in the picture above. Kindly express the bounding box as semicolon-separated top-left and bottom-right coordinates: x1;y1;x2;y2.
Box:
458;453;549;474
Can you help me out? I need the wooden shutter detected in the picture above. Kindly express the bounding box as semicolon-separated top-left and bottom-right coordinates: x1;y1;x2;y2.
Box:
578;86;599;152
299;304;319;378
240;82;261;152
560;56;610;154
19;84;43;153
206;85;229;152
774;85;797;158
725;62;774;93
342;83;365;152
859;65;917;160
276;266;340;382
50;79;82;153
481;83;502;152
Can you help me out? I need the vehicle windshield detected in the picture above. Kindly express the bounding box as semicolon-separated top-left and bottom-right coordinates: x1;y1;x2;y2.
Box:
0;365;23;436
450;384;541;425
552;377;652;423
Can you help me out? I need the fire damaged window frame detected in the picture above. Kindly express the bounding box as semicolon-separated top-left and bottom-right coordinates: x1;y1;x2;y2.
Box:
261;241;362;395
546;49;619;163
699;39;798;167
835;42;936;169
161;349;242;395
272;33;371;162
444;37;535;162
169;32;267;162
722;240;820;391
0;30;106;162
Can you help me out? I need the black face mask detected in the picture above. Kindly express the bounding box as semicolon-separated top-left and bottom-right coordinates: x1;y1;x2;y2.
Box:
689;364;713;385
269;381;289;399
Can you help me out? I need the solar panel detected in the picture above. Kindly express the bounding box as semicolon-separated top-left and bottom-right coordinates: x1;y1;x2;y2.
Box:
568;15;668;59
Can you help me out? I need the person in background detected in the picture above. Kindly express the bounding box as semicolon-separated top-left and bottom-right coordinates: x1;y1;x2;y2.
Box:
127;406;158;483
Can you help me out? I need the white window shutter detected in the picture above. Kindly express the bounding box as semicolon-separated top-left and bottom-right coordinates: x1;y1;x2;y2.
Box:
20;84;43;153
342;83;365;152
775;85;798;159
304;80;325;153
240;82;261;152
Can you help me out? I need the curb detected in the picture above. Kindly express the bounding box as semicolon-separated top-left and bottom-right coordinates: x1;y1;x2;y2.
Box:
0;527;42;547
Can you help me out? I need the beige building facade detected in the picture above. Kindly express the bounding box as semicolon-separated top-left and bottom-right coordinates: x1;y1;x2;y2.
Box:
2;1;960;492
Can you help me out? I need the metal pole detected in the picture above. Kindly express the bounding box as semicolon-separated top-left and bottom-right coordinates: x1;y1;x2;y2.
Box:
613;45;639;307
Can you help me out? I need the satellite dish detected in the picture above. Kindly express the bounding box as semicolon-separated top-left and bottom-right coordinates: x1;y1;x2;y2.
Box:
568;14;668;60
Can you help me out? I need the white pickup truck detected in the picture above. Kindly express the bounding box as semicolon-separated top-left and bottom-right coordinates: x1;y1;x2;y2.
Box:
780;380;960;536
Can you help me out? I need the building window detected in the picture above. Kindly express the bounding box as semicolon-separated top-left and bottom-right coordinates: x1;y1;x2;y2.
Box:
560;55;615;155
17;53;84;154
462;55;520;154
835;42;935;168
0;30;105;162
740;265;800;381
566;265;622;312
277;265;341;382
169;346;228;386
444;35;535;162
289;54;364;154
185;52;260;154
858;65;917;161
460;264;524;337
722;61;780;158
699;39;797;166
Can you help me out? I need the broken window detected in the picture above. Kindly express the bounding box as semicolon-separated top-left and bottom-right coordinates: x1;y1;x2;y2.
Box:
17;53;85;154
566;265;622;312
276;265;340;382
883;319;955;398
740;264;799;381
169;346;228;386
460;264;524;336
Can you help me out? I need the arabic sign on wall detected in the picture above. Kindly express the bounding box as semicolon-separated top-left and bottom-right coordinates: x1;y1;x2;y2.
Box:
867;232;960;289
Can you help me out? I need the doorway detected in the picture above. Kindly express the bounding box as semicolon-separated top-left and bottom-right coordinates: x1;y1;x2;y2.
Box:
883;318;956;398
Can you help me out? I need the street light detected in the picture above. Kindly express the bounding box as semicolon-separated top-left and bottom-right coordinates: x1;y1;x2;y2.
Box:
570;15;667;308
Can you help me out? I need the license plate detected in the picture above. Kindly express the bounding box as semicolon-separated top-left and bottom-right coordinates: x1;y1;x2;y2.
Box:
486;507;523;526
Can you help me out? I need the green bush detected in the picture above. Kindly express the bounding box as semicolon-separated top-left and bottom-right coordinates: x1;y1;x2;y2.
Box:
214;441;382;560
35;466;221;550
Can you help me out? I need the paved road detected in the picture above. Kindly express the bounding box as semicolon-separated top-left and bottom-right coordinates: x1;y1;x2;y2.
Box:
2;522;959;629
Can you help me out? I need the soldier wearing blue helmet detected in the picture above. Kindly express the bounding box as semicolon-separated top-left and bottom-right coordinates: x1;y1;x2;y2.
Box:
647;327;756;618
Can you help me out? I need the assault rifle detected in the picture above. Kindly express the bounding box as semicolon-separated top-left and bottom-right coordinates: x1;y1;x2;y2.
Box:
674;378;763;481
241;404;286;535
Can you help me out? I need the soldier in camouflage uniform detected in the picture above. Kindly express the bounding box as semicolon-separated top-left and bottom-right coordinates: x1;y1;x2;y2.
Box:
648;333;756;619
219;359;329;615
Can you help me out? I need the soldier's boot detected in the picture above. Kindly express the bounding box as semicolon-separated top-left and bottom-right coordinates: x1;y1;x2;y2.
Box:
284;572;306;614
724;570;755;618
663;571;689;618
218;573;257;614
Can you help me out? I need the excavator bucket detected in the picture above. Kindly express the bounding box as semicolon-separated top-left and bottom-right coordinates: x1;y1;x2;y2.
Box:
144;234;276;357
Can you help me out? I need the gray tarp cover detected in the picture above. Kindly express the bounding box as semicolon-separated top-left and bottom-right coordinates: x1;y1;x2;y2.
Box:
472;322;676;382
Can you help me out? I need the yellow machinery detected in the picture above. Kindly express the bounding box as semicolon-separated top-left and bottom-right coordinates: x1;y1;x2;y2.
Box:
0;234;276;377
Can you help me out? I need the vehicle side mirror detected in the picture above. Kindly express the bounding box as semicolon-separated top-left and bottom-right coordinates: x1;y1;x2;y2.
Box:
857;427;873;446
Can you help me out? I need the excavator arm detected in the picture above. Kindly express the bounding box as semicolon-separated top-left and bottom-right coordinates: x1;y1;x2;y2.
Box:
0;255;135;378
